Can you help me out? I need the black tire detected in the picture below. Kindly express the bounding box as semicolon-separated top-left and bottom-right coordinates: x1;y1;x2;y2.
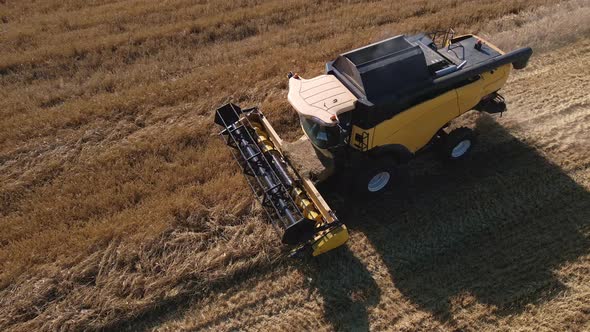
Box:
353;158;398;195
439;127;475;161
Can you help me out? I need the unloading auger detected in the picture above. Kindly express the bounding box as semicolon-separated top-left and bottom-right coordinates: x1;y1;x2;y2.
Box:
214;103;349;257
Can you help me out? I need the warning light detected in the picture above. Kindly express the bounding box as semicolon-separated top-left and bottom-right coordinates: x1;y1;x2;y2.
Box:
475;39;483;50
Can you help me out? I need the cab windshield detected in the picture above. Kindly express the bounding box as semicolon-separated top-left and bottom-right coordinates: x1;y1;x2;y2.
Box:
300;116;341;149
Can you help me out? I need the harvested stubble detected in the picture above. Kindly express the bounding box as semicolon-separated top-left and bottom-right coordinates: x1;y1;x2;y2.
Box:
282;136;333;182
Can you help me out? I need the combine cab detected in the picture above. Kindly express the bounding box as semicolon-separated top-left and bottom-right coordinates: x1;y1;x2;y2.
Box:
214;30;532;256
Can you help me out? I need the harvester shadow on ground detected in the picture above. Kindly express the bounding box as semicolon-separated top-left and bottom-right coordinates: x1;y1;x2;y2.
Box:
298;247;381;331
315;114;590;325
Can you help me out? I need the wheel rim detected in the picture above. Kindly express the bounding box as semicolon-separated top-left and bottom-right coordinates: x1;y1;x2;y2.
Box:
451;139;471;158
367;171;390;192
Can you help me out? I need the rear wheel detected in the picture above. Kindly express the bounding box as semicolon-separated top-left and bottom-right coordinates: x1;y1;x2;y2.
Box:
439;127;475;160
354;158;397;195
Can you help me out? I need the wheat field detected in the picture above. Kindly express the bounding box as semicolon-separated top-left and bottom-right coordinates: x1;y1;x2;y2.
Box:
1;0;589;330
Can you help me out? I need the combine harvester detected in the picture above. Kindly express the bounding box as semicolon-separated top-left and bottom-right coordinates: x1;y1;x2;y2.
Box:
214;30;532;257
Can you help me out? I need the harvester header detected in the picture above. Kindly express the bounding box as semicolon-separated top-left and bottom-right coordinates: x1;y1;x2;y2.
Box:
214;103;348;256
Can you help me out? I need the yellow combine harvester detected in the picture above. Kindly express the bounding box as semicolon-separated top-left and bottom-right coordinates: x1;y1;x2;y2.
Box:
214;31;532;256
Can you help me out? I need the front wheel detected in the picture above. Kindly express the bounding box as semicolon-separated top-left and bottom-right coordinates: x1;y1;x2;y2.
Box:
354;158;397;195
439;127;475;160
